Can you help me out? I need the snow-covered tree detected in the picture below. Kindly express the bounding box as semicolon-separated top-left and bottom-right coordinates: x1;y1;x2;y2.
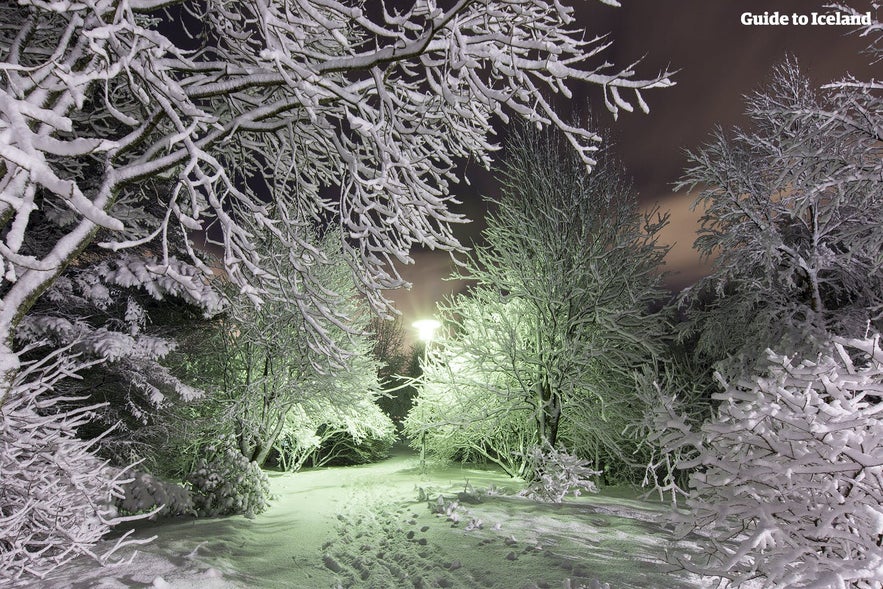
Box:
630;354;712;506
172;230;391;468
0;0;673;382
404;295;538;476
370;315;408;383
15;247;222;463
677;335;883;588
406;126;670;478
185;434;271;518
678;58;883;376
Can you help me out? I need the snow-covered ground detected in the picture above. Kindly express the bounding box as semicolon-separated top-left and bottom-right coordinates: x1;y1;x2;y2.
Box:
33;448;717;588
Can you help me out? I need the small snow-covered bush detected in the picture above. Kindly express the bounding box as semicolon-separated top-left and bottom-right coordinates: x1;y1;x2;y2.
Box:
117;472;194;518
186;436;271;517
519;444;600;504
680;335;883;588
430;495;463;524
632;362;709;507
0;349;150;582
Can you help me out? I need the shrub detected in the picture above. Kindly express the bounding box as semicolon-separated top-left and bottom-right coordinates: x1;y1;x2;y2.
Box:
272;400;395;471
519;444;600;504
272;410;322;472
311;428;394;467
186;436;271;518
679;335;883;588
0;349;150;582
117;472;194;518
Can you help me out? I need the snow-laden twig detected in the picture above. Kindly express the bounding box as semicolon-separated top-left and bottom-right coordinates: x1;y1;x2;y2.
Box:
678;335;883;588
0;346;153;582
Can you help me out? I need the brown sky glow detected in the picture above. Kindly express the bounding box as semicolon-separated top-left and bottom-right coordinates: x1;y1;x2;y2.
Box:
389;0;879;338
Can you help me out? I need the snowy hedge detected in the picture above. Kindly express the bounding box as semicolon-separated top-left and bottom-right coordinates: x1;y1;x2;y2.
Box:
117;472;194;518
0;349;151;582
680;335;883;588
186;435;271;518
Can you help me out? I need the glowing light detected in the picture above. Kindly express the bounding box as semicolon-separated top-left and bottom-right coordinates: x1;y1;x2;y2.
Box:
412;318;441;342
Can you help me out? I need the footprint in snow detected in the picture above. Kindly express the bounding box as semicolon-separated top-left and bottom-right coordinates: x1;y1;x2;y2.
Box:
322;554;343;573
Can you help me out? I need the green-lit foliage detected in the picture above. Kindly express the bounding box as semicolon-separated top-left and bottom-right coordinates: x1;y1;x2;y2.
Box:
406;125;670;479
404;297;537;476
150;230;394;492
272;392;395;471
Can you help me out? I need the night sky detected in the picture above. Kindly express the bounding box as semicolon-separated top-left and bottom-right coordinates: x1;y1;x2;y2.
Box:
387;0;880;333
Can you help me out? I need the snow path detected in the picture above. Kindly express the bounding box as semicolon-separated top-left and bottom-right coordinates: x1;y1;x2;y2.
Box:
34;447;716;588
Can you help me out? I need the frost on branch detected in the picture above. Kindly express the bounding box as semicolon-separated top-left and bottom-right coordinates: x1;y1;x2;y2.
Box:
0;348;152;582
0;0;672;365
678;335;883;588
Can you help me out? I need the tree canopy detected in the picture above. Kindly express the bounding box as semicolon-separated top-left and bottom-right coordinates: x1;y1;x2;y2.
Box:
0;0;673;376
406;126;670;478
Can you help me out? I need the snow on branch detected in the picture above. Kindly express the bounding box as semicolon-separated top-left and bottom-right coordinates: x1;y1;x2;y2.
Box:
677;335;883;588
0;0;673;365
0;346;155;582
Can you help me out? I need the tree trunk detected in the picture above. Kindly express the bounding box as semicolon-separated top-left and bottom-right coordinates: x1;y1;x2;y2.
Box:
235;418;255;460
253;417;286;467
534;379;561;449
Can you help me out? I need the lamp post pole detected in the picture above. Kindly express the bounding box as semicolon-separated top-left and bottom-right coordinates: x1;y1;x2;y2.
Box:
412;319;440;472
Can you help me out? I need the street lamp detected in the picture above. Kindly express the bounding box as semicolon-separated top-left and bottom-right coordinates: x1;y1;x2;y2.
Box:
412;318;440;364
412;318;440;472
412;318;441;344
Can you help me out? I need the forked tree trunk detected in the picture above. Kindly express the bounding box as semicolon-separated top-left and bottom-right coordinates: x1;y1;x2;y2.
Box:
253;417;286;467
534;379;561;449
